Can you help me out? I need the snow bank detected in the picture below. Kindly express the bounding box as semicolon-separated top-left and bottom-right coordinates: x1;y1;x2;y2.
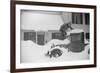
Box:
21;39;89;63
45;38;70;46
21;40;45;63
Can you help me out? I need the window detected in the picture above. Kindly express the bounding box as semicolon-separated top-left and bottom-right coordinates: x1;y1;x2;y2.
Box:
72;13;90;25
72;13;83;24
24;32;36;43
52;32;62;40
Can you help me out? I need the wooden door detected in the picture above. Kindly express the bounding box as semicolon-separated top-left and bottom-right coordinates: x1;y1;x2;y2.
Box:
37;34;44;45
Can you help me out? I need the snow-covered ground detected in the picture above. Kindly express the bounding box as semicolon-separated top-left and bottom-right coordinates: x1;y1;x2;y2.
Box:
20;39;89;63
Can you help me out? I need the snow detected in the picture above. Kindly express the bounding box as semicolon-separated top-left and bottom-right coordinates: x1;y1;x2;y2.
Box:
45;38;70;46
20;39;89;63
66;29;84;36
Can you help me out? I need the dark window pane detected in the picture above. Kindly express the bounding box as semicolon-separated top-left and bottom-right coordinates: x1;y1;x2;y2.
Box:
86;33;90;39
85;13;90;25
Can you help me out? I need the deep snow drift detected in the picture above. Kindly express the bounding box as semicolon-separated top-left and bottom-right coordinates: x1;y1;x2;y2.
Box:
20;39;89;63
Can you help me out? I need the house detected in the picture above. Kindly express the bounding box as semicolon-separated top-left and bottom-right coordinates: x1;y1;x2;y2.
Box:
20;10;90;45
